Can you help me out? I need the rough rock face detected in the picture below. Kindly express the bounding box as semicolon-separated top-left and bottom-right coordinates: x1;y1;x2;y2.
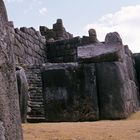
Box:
78;32;123;63
96;62;139;119
0;0;23;139
0;122;5;140
134;53;140;90
42;63;99;121
16;66;29;123
0;0;8;21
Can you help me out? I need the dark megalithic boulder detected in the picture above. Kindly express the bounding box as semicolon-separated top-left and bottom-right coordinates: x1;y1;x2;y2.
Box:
42;63;99;122
0;1;23;139
96;62;138;119
16;66;29;123
134;53;140;89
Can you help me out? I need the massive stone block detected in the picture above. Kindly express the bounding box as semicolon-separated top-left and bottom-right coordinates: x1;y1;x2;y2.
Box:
0;1;23;139
42;63;99;121
134;53;140;89
95;34;139;119
77;31;139;119
96;62;139;119
78;32;123;63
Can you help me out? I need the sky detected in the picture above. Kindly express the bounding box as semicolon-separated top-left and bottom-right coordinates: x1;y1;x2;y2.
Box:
3;0;140;53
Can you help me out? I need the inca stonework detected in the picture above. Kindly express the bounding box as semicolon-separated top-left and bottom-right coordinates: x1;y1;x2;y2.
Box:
1;1;140;139
15;23;140;122
0;0;23;140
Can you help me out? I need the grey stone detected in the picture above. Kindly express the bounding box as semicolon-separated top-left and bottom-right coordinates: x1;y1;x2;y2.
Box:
96;61;139;119
16;66;29;123
0;0;8;21
42;63;99;122
105;32;122;45
0;1;23;139
0;122;5;140
134;53;140;91
88;29;99;43
78;43;124;63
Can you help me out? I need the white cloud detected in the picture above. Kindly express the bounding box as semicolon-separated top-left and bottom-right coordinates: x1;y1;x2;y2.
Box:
84;5;140;53
39;7;48;16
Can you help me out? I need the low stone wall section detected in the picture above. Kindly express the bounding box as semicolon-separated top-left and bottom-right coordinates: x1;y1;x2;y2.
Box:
14;27;47;65
23;65;45;122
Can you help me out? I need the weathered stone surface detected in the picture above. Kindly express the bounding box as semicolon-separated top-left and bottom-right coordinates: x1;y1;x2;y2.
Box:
88;29;99;43
96;61;139;119
105;32;122;45
46;37;79;63
134;53;140;88
14;27;46;65
42;63;99;122
0;0;8;21
78;32;124;63
0;0;139;128
78;43;123;63
0;122;5;140
0;1;23;139
16;66;29;123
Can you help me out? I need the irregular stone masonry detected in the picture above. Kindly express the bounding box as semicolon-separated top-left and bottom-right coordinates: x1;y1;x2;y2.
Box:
46;35;108;63
0;0;23;139
23;65;45;122
40;19;73;41
14;24;140;122
46;37;80;63
14;27;47;65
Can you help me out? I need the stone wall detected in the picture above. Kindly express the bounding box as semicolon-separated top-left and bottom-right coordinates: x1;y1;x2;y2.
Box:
23;65;45;122
46;37;79;63
14;27;47;65
40;19;73;41
0;0;23;139
39;31;140;121
15;27;140;122
46;33;103;63
42;63;99;122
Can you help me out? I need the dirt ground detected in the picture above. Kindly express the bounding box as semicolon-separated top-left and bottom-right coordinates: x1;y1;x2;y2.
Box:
23;111;140;140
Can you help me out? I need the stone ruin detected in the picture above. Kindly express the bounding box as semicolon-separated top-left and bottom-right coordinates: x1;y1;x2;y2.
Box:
1;0;140;139
0;0;23;140
14;20;140;123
